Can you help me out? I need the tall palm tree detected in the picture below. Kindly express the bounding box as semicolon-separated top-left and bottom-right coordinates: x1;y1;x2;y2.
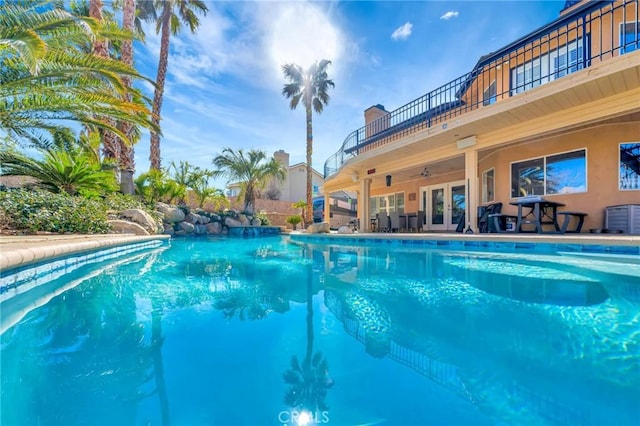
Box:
148;0;208;170
212;148;286;214
89;0;120;162
0;0;157;148
282;60;335;223
118;0;137;194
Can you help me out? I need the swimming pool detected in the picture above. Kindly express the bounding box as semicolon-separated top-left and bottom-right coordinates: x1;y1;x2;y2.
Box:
1;236;638;425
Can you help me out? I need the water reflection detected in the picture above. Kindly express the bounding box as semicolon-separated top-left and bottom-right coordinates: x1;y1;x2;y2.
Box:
282;255;333;418
317;243;639;425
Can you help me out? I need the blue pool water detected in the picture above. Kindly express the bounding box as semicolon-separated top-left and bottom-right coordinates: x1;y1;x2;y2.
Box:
1;236;639;425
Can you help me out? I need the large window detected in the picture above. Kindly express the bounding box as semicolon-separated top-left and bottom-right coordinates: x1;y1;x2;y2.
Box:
619;143;640;190
482;168;495;203
511;149;586;197
511;37;585;95
620;22;640;54
370;192;405;215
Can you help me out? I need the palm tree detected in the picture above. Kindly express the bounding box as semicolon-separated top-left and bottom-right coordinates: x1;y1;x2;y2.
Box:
282;60;335;223
212;148;286;214
118;0;138;194
0;149;118;196
0;0;157;148
148;0;208;170
89;0;121;163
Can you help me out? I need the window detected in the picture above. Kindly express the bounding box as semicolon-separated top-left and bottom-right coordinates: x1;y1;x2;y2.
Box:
483;81;497;106
482;168;495;203
312;184;319;194
619;143;640;190
620;22;640;54
370;192;405;214
511;149;586;197
511;37;585;95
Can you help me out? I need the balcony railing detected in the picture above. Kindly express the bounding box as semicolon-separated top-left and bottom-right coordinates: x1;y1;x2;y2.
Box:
324;0;639;178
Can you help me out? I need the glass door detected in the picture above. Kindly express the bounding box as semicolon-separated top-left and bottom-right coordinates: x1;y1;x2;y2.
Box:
423;181;466;231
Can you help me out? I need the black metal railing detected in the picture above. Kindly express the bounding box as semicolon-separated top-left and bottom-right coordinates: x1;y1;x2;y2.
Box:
324;0;639;178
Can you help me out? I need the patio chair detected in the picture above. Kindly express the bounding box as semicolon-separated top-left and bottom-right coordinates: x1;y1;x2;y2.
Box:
389;211;401;233
478;202;503;233
409;211;424;232
378;214;391;232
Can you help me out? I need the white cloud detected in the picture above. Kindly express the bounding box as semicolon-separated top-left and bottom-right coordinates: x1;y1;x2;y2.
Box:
391;22;413;41
440;11;459;20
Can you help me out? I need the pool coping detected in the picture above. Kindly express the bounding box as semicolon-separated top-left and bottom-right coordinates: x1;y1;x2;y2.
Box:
0;234;171;272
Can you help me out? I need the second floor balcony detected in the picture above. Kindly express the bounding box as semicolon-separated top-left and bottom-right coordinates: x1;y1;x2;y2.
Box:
324;0;640;179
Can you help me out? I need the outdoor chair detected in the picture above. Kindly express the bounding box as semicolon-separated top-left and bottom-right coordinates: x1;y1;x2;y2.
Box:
409;211;424;232
378;214;391;232
389;212;401;233
478;202;503;233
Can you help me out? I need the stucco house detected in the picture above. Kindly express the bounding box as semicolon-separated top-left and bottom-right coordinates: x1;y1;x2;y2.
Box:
321;0;640;233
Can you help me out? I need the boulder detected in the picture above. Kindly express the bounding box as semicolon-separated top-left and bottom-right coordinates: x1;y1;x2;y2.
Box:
306;222;331;234
337;226;353;234
205;222;222;234
108;220;149;236
184;212;198;224
156;203;185;223
251;218;262;226
178;222;195;234
237;214;250;225
163;224;175;236
120;209;157;233
195;224;208;235
225;217;242;227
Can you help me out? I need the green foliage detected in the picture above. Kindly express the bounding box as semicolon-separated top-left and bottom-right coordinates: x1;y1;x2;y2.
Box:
134;169;182;204
0;149;118;196
212;147;286;214
286;215;302;230
0;189;111;233
254;212;270;226
0;0;157;147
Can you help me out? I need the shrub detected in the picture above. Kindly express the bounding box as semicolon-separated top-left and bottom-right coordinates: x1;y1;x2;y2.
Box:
286;215;302;230
0;189;111;233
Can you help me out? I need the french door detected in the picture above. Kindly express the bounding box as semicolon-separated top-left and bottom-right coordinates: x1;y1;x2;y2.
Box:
420;180;466;231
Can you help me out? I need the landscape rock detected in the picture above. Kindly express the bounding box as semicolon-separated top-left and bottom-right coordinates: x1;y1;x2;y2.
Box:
306;222;331;234
108;220;149;236
120;209;157;233
337;226;353;234
205;222;222;234
251;218;262;226
156;203;185;223
179;222;195;234
225;217;242;227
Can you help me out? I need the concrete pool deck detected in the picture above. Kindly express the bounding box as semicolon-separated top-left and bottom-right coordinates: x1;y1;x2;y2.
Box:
1;232;638;272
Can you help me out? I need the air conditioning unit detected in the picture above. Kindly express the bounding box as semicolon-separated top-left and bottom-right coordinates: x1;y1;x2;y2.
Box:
605;204;640;234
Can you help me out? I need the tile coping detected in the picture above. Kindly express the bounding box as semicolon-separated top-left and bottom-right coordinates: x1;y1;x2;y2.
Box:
0;234;171;272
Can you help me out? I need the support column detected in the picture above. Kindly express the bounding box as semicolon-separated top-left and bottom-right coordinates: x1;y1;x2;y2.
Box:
323;192;330;224
464;148;479;232
359;178;371;232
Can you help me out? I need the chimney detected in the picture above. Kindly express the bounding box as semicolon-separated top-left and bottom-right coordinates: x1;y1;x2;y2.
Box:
364;104;390;138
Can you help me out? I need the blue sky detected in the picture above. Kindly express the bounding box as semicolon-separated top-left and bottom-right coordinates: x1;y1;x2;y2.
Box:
134;0;566;184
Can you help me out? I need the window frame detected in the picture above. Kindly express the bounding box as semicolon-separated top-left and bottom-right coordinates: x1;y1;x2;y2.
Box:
619;142;640;191
482;168;495;203
620;21;640;54
510;36;586;95
510;148;587;198
483;80;497;106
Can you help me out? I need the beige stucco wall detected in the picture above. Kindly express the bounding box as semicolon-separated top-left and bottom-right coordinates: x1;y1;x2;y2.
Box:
478;122;640;231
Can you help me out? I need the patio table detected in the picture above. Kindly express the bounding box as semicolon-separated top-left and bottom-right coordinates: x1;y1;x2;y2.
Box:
509;199;565;233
